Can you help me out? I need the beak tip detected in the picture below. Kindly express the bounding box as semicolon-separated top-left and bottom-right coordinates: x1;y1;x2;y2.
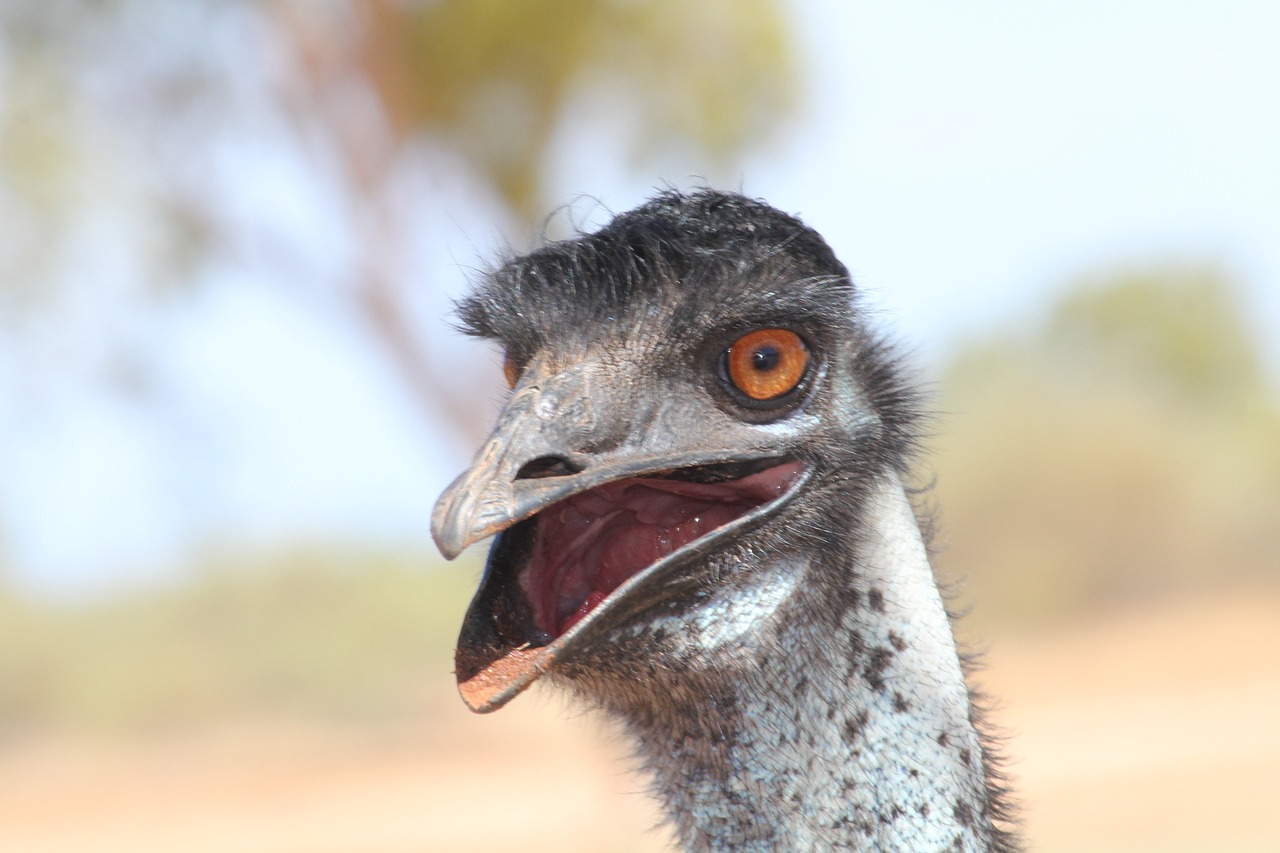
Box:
430;494;466;561
430;510;466;560
434;537;463;561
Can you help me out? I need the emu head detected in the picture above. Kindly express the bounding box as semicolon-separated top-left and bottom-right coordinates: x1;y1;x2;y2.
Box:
432;190;918;712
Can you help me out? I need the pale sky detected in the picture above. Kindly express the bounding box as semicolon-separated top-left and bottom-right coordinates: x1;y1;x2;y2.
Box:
2;2;1278;597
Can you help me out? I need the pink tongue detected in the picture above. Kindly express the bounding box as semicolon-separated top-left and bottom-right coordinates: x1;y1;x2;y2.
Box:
519;462;803;638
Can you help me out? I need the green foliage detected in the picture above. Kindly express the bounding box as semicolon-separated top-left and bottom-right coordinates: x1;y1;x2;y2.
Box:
361;0;796;221
936;265;1280;631
0;549;481;738
1042;265;1266;405
0;0;797;309
0;0;798;431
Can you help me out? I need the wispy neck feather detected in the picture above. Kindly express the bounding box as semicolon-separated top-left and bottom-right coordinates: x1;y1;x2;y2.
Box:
602;474;1003;852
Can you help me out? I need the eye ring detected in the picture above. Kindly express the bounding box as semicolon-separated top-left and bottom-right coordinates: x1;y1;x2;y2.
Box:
724;328;809;401
502;353;521;389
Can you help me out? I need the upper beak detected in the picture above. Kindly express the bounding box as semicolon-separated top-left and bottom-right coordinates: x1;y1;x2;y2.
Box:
431;362;605;560
431;361;763;560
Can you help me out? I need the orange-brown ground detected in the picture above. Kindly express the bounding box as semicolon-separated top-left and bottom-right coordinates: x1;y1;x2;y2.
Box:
2;591;1278;852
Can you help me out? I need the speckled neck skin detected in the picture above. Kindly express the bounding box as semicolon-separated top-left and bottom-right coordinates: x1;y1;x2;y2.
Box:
559;474;1001;852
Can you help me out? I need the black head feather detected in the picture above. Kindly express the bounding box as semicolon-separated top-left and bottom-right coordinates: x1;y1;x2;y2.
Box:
457;188;919;461
459;192;842;341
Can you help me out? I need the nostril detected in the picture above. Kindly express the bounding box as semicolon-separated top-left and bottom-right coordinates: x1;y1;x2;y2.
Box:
515;455;584;480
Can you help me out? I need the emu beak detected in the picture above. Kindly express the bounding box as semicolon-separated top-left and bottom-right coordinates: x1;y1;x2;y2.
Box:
432;364;807;713
430;407;586;562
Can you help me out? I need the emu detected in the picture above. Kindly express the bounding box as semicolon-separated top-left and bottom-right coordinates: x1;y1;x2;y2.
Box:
433;190;1017;851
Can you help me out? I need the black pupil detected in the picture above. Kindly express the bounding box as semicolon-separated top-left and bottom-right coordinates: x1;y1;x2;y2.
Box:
752;345;780;372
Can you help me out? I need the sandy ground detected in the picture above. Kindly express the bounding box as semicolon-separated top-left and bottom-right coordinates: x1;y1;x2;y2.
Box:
2;590;1278;852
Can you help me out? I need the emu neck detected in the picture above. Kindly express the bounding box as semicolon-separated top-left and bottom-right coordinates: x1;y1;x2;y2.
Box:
607;475;996;852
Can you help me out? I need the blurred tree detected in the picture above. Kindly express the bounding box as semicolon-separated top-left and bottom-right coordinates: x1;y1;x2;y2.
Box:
1042;265;1267;407
316;0;794;225
0;0;797;440
275;0;796;438
937;265;1280;630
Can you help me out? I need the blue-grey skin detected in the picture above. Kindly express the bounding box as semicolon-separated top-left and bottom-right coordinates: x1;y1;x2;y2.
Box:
432;190;1018;851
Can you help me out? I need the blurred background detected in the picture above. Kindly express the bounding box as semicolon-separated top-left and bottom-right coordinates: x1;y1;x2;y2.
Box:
1;2;1277;851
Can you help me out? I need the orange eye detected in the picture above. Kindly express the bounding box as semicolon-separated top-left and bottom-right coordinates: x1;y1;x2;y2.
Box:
726;329;809;401
502;354;521;389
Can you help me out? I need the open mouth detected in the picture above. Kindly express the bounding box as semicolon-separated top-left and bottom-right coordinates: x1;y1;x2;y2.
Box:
518;459;807;643
453;457;807;712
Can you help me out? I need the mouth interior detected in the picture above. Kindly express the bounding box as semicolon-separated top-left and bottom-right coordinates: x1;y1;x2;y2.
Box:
518;459;805;642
